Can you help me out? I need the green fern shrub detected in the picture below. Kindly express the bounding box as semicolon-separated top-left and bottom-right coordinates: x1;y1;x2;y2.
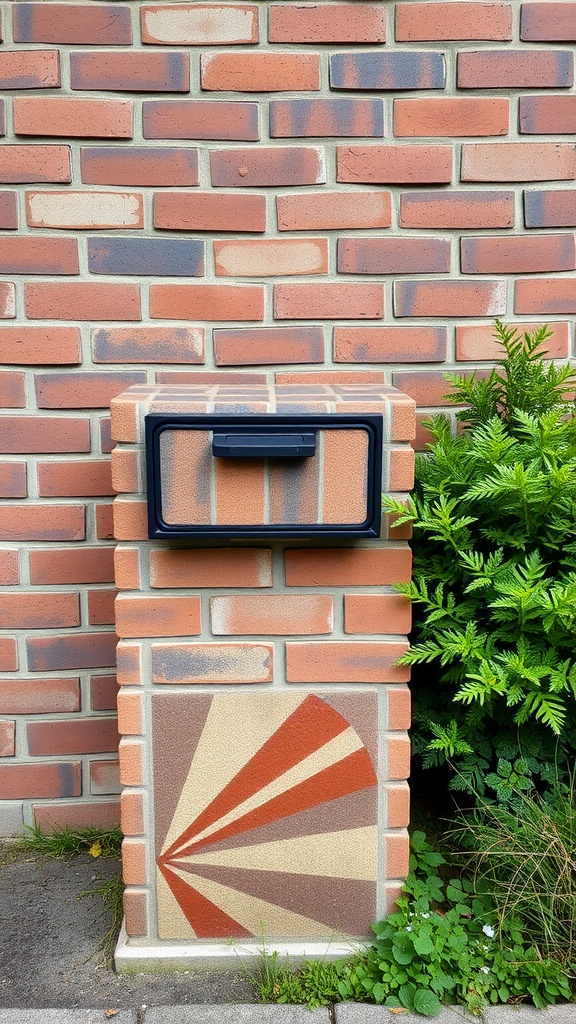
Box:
384;321;576;798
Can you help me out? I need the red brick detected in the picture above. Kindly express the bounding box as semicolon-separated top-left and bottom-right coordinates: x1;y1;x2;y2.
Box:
461;143;576;182
0;592;79;629
0;416;89;454
114;548;141;590
386;782;410;828
285;546;411;587
210;594;333;635
0;762;81;799
0;639;18;672
116;644;142;688
88;588;117;625
122;839;146;886
387;687;412;731
70;51;189;92
0;284;15;319
459;49;573;88
143;100;258;141
400;189;514;228
456;322;570;361
100;418;114;454
462;234;575;274
81;146;198;187
0;49;60;89
215;238;328;277
26;190;144;229
151;641;273;685
0;192;17;229
25;283;141;322
215;326;324;366
150;547;272;588
396;2;512;40
524;189;576;228
390;447;415;491
0;677;80;715
37;460;114;498
120;791;144;836
344;594;412;635
515;278;576;314
29;547;115;585
394;97;509;137
395;280;507;318
211;147;325;187
0;721;15;758
32;801;120;831
95;497;118;533
0;463;26;498
0;326;81;365
521;3;576;41
14;97;133;139
337;145;452;183
116;594;201;638
277;191;391;231
0;549;19;586
270;3;385;42
0;505;85;542
13;4;132;44
150;284;264;322
141;4;259;45
90;760;120;796
286;641;409;683
0;237;78;276
112;499;148;541
387;736;412;782
26;716;117;757
0;145;71;184
36;372;145;410
334;326;447;364
116;692;143;735
156;370;266;384
98;326;205;368
274;283;383;320
90;673;118;712
338;237;450;274
0;372;25;408
393;370;455;407
111;449;139;495
201;52;320;92
26;632;117;673
276;368;388;385
154;191;265;232
520;96;576;135
270;98;383;139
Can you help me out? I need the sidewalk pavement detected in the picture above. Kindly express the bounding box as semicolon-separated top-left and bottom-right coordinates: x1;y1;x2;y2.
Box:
1;1005;576;1024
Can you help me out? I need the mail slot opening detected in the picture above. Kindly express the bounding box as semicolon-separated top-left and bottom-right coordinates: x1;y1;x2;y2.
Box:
212;431;316;459
145;413;383;539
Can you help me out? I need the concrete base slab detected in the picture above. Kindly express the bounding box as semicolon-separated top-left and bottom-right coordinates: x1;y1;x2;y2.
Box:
115;923;361;974
334;1001;576;1024
0;1013;136;1024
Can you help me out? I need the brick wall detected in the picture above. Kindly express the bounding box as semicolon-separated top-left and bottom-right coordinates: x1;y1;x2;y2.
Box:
0;0;574;833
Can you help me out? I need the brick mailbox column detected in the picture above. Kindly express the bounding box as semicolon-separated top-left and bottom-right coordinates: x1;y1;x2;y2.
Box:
111;381;414;969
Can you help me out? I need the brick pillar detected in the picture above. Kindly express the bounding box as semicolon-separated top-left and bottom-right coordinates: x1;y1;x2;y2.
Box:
111;381;414;968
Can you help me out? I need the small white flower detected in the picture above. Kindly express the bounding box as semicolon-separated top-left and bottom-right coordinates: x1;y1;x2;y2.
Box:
480;966;490;975
406;926;413;932
482;924;495;938
421;913;431;919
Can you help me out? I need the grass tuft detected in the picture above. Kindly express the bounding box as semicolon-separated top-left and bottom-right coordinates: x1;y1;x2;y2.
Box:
20;823;123;859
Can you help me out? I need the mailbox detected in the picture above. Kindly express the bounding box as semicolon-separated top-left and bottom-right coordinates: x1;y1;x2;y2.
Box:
145;412;383;539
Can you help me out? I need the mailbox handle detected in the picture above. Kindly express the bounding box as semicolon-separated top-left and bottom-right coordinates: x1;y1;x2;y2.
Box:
212;432;316;458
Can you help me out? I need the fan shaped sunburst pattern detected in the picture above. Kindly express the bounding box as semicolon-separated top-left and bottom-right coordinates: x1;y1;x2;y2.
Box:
152;691;379;940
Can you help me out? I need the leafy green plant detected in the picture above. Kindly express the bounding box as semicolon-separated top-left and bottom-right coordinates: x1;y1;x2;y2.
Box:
78;870;125;968
383;321;576;795
250;832;573;1016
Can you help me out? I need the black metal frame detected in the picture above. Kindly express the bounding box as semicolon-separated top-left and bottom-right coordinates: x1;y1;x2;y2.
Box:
145;413;383;539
